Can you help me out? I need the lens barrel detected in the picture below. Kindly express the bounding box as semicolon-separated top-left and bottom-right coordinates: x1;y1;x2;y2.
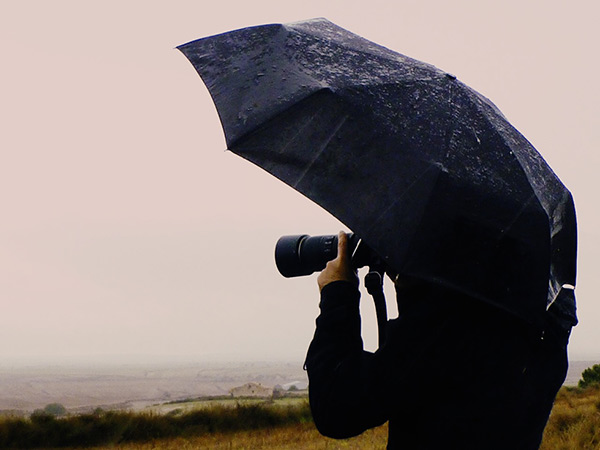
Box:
275;233;370;278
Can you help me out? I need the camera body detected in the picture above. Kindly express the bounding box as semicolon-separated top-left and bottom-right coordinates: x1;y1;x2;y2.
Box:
275;233;377;277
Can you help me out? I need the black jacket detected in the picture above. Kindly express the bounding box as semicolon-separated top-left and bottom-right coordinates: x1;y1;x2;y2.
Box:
305;281;568;449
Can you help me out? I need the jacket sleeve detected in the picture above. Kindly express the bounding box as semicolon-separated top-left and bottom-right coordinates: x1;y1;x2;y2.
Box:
304;281;390;439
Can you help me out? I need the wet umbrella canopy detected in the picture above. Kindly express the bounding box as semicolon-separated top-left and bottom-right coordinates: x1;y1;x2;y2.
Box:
178;18;577;333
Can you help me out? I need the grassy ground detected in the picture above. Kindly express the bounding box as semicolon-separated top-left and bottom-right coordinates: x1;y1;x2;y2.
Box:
150;396;306;415
87;386;600;449
3;386;600;449
0;399;312;449
539;385;600;449
82;423;388;449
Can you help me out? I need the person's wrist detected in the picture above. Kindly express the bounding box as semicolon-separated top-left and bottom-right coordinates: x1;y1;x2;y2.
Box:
320;280;360;309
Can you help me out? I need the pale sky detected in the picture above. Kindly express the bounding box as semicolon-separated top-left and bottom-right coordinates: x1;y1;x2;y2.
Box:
1;0;598;364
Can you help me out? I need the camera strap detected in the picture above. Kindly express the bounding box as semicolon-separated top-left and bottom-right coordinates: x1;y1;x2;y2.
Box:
365;269;387;349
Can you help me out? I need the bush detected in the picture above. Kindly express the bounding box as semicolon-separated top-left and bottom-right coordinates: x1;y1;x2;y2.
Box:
579;364;600;389
43;403;67;417
0;401;312;448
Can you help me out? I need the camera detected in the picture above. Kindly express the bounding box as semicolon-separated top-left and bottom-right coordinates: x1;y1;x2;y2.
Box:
274;233;378;277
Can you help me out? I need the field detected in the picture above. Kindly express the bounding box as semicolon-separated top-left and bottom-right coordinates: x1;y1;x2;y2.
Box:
1;386;600;449
84;423;388;449
539;386;600;449
0;361;307;413
99;387;600;449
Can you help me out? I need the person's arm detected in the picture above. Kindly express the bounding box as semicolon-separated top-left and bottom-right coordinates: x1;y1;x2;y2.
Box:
305;232;390;438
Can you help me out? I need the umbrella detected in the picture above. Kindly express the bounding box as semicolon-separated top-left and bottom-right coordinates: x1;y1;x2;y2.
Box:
177;18;577;333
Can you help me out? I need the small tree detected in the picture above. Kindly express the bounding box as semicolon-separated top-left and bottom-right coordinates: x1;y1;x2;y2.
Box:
42;403;67;417
578;364;600;389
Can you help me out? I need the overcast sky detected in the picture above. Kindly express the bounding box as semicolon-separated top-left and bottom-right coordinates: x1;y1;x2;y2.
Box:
1;0;598;364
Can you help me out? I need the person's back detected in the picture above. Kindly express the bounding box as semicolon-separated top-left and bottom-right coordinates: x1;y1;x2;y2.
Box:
383;285;567;449
306;234;568;449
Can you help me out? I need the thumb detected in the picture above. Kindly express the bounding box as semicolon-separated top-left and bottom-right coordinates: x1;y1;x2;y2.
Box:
336;231;350;262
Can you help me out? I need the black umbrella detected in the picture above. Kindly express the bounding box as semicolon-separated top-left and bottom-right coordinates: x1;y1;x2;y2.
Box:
178;18;577;333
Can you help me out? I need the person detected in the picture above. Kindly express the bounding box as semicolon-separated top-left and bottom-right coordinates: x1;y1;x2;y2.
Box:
305;232;570;449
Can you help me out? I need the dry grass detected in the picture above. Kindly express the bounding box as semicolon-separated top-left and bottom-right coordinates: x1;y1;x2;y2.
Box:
82;386;600;450
6;386;600;449
83;423;388;449
0;401;313;449
540;386;600;449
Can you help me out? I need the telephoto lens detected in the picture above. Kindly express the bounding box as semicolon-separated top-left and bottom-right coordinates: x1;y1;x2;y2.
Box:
275;233;373;277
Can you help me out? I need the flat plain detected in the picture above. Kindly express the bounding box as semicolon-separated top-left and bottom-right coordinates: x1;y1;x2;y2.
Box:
0;361;307;414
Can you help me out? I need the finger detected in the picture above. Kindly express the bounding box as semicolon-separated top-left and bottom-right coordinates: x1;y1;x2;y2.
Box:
337;231;349;262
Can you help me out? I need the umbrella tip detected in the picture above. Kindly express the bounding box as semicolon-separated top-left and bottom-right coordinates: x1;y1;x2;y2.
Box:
285;17;330;26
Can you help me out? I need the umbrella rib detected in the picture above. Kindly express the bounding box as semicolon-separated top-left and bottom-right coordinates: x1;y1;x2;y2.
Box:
291;114;349;188
365;163;442;235
286;22;445;83
497;193;538;238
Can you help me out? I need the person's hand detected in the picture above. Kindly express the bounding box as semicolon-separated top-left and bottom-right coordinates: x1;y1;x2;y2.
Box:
317;231;358;291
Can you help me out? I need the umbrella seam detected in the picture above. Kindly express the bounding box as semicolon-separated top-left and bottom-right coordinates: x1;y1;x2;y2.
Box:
285;21;445;82
229;88;335;150
364;164;442;237
292;114;350;188
496;193;538;238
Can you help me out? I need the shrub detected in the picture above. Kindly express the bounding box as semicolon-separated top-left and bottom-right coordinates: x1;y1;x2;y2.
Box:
579;364;600;389
43;403;67;417
0;400;312;448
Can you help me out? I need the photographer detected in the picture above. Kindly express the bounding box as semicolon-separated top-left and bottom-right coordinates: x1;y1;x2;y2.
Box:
305;232;568;449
